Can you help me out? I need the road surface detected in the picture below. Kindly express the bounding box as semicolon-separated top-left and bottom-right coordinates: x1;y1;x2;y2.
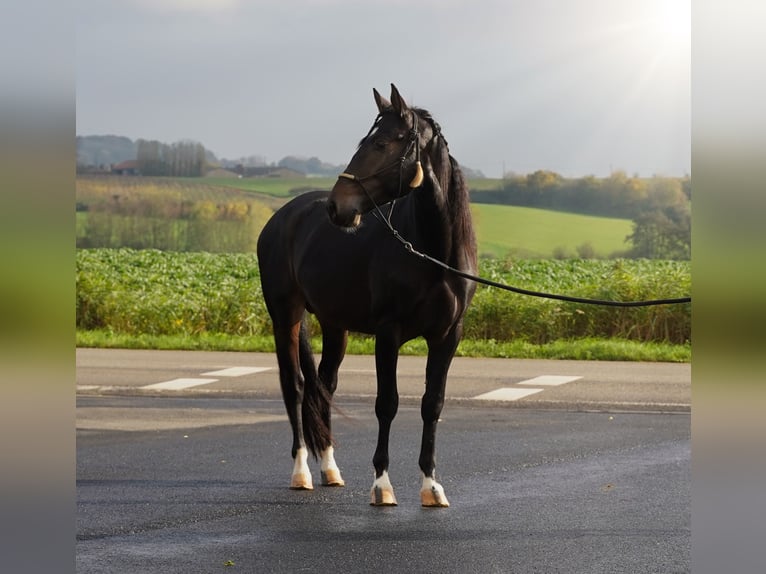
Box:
76;349;690;573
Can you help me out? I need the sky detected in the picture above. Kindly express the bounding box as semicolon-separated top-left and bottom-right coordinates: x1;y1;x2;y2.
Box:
76;0;690;178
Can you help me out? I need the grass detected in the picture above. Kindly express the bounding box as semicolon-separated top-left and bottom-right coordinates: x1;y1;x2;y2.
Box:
76;249;691;362
471;203;633;259
198;176;336;197
76;330;690;363
79;175;635;258
198;175;501;197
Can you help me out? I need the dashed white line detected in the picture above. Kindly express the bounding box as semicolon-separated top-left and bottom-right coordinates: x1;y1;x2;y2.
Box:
201;366;271;377
140;365;271;391
142;378;219;391
473;387;544;401
472;374;582;401
517;375;582;386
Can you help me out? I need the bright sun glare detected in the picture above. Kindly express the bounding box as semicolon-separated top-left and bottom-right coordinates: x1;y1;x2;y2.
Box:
650;1;691;51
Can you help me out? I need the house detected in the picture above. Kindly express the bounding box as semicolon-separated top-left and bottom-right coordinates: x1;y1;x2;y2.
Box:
111;160;140;175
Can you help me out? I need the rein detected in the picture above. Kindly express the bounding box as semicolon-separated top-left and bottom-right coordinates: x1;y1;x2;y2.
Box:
336;114;692;308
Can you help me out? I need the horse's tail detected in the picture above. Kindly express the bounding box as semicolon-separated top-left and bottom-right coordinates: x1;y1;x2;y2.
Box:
298;316;332;458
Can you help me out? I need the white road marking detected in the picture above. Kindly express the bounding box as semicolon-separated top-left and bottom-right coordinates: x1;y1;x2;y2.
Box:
473;374;582;401
201;366;271;377
517;375;582;386
473;387;544;401
142;378;218;391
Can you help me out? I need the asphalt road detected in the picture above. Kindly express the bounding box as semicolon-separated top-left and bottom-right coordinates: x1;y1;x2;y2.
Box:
76;349;690;573
76;348;690;412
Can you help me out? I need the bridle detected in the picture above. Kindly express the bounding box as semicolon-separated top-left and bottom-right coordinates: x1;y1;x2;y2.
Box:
335;109;426;224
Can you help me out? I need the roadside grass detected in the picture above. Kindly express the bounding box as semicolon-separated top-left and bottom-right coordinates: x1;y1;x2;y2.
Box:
76;330;690;362
76;249;690;362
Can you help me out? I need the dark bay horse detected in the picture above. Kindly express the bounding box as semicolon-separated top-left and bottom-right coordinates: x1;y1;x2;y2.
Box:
256;84;477;506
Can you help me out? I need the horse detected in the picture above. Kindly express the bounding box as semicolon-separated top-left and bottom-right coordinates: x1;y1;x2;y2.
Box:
256;84;477;507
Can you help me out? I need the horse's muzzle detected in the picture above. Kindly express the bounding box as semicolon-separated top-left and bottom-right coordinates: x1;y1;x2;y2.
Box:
326;199;361;228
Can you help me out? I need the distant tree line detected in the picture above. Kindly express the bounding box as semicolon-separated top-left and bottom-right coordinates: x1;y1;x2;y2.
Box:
471;170;691;260
135;139;208;177
275;155;345;177
76;135;137;169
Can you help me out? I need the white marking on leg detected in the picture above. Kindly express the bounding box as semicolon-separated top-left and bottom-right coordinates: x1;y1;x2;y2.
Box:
370;470;397;506
319;446;345;486
420;473;450;507
290;446;313;490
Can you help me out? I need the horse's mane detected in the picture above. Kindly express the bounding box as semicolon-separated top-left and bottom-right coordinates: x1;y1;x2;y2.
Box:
415;107;477;266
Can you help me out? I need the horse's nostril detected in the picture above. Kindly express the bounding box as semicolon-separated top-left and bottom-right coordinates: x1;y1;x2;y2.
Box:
326;200;337;220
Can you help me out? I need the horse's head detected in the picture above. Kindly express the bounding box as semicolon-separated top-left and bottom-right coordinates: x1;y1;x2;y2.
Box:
327;84;437;228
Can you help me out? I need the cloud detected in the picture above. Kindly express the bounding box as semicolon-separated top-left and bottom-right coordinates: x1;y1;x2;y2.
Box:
131;0;240;13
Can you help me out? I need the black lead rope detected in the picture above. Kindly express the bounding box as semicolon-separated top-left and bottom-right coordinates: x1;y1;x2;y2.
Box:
342;112;692;308
379;216;691;307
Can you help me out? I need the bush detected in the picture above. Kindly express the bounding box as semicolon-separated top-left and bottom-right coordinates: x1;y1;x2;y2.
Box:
76;249;691;344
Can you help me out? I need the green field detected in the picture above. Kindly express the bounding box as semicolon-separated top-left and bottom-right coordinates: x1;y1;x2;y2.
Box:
76;249;690;345
471;203;633;259
199;176;337;197
201;175;500;196
198;176;634;258
79;175;634;259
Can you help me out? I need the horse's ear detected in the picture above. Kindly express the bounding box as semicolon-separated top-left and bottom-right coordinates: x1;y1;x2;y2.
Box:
389;84;409;118
373;88;391;113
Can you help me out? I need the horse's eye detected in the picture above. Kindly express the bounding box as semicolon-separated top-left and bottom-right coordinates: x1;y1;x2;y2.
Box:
374;138;387;149
395;133;406;141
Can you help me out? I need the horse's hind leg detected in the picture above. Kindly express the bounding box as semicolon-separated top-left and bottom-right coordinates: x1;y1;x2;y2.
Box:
419;324;462;507
273;319;314;490
316;325;348;487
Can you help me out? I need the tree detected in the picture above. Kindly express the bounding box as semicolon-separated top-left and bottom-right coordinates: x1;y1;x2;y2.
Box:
627;203;691;260
136;139;207;177
136;139;165;176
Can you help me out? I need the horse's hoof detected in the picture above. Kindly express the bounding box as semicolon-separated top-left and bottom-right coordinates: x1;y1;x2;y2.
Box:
321;469;345;487
370;485;398;506
290;473;314;490
421;487;450;507
420;478;450;507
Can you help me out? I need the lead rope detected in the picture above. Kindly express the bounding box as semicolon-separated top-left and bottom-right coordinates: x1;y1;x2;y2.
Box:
395;234;691;307
338;114;692;307
365;169;691;308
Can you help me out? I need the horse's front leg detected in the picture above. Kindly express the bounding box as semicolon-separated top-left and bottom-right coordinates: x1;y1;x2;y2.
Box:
370;328;400;506
419;324;462;507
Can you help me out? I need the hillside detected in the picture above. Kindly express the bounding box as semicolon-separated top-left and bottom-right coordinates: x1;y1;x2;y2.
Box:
76;175;633;259
471;203;633;259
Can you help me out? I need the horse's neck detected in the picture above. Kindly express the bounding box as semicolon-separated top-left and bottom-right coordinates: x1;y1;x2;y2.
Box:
409;158;475;270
